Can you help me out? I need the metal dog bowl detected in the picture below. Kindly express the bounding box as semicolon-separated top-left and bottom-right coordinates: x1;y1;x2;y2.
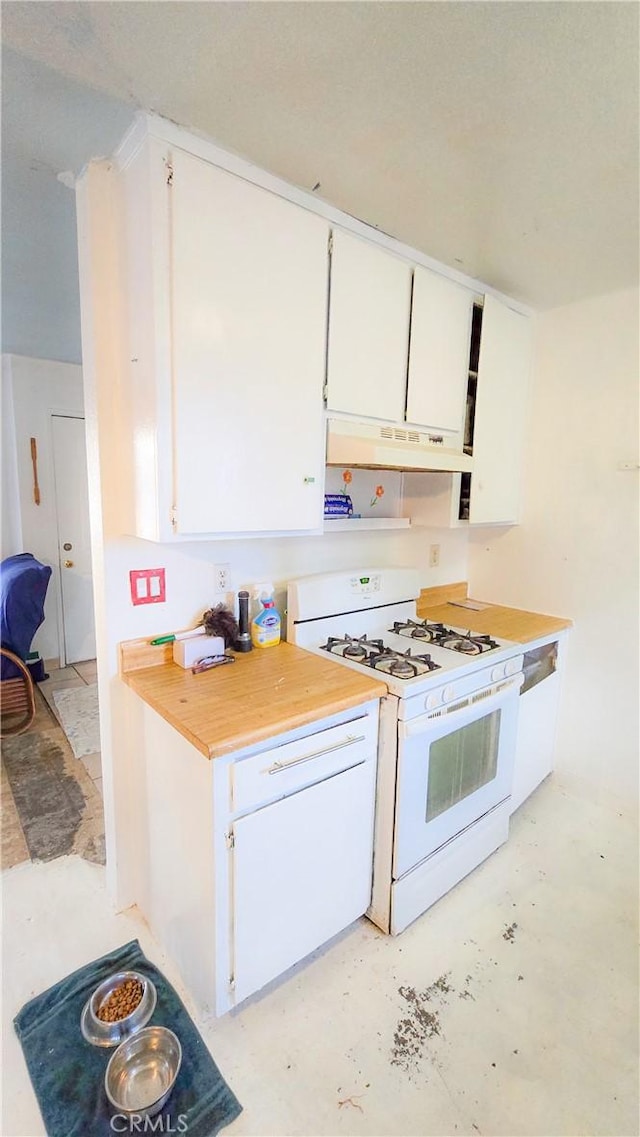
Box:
80;971;156;1048
105;1026;182;1118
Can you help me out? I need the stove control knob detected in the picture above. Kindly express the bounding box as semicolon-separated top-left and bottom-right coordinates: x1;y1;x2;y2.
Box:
425;692;442;711
491;664;506;682
442;685;457;703
504;656;522;677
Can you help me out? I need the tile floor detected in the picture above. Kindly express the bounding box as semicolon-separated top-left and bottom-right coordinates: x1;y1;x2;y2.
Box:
2;775;638;1137
40;658;103;798
1;659;104;869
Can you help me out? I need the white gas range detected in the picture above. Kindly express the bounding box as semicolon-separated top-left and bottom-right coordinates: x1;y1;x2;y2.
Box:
287;568;525;935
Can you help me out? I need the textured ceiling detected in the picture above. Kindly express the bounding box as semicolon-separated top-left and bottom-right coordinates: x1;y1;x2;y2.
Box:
1;1;638;361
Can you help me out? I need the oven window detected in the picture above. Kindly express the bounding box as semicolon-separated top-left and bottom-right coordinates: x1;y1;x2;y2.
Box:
426;710;501;823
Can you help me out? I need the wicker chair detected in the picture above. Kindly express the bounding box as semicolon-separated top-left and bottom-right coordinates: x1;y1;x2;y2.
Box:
0;647;37;736
1;554;52;738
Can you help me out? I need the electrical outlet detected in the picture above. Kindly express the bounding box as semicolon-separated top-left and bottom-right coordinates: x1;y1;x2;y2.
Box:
429;544;440;568
213;563;230;593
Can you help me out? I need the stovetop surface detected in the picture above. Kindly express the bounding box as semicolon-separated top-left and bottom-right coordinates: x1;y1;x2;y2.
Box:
287;571;522;700
304;614;521;699
320;620;507;679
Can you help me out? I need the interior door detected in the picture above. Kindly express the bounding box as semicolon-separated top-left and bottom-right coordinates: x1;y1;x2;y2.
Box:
51;415;96;664
231;759;376;1005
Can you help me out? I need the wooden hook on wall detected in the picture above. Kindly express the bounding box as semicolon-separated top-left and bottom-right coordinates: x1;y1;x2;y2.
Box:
30;437;41;505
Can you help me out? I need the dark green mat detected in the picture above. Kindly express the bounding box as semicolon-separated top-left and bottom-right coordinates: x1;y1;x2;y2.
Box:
14;939;242;1137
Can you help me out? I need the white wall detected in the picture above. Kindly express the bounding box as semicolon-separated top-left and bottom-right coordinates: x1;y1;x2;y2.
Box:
1;356;22;558
468;286;639;807
101;525;468;668
1;353;84;661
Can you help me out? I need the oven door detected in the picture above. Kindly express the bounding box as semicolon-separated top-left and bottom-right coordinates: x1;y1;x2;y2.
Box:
393;675;523;878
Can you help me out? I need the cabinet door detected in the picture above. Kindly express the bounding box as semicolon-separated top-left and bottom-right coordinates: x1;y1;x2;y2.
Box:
469;296;533;524
406;267;473;434
326;229;411;422
231;759;376;1006
170;150;329;534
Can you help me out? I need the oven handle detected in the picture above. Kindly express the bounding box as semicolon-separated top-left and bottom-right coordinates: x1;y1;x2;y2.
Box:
400;674;523;739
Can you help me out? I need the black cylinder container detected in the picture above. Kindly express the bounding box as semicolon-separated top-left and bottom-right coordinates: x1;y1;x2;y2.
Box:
236;590;252;652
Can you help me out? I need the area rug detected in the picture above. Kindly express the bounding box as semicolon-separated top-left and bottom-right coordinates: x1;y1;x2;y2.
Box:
14;938;243;1137
52;684;100;759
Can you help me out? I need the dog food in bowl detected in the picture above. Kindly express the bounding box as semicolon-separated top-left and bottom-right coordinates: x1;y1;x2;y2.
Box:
97;977;144;1023
81;971;157;1047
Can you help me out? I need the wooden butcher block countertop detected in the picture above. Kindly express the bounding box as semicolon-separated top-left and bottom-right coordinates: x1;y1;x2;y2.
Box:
417;582;573;643
120;639;386;760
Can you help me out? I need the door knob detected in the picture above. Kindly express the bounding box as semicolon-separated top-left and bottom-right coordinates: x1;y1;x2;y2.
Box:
64;559;74;568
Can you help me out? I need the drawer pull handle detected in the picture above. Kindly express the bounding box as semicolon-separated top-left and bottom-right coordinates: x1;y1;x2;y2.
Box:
266;734;366;775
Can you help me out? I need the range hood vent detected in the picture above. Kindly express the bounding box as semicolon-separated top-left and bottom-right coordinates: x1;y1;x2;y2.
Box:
326;418;473;474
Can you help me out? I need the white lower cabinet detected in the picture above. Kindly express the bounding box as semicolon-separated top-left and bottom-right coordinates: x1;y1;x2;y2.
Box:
134;694;379;1017
231;758;376;1004
223;701;379;1009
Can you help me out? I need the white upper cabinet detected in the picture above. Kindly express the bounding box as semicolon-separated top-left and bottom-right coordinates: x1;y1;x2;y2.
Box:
326;229;412;423
101;118;533;539
468;295;533;524
119;136;329;540
169;150;329;536
406;267;474;435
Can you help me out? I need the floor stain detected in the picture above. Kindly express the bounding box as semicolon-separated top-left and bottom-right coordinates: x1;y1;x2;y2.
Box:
459;973;475;1000
1;689;104;866
503;922;518;942
337;1095;363;1112
391;973;453;1072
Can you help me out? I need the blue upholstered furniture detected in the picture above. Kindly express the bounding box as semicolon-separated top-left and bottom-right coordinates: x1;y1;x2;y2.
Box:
1;553;52;736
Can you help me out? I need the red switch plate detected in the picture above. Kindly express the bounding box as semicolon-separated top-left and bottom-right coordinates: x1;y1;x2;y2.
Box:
130;568;166;605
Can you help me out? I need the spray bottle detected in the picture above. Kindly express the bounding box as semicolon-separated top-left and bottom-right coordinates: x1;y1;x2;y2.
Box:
251;583;281;648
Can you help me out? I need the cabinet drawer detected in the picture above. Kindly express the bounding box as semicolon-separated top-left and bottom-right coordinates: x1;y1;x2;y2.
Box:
231;709;378;814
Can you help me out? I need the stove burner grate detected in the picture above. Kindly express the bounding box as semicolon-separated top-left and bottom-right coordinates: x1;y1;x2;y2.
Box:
438;630;500;655
368;647;441;679
391;618;500;655
321;634;385;660
389;619;449;642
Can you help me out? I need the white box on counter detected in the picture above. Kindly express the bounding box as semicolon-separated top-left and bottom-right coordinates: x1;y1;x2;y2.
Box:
173;635;225;669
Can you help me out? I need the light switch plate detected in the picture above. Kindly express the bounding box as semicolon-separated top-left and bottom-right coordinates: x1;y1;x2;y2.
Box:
130;568;166;605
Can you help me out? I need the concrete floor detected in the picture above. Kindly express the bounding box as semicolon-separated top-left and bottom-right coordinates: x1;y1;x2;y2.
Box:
2;776;638;1137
